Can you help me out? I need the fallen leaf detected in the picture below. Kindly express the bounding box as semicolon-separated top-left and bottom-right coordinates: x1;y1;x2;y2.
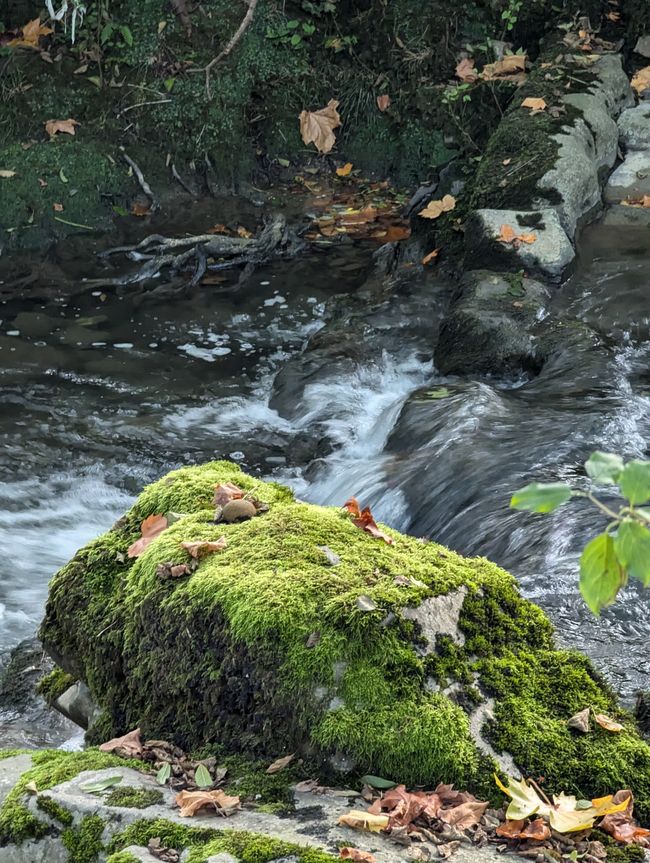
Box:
344;498;394;544
176;789;241;817
130;200;152;217
456;57;478;82
180;538;227;559
338;810;390;832
357;595;378;611
521;97;547;113
300;99;341;154
339;206;378;225
481;53;527;80
127;514;169;558
607;10;621;20
417;195;456;220
213;482;245;506
377;93;391;112
336;162;353;177
437;842;460;859
44;118;80;139
600;791;650;846
148;837;180;863
567;708;591;733
266;754;295;774
7;17;53;49
422;248;440;265
157;562;192;580
497;224;537;246
594;712;624;732
632;66;650;94
207;223;229;234
622;195;650;208
496;817;551;840
0;170;16;179
99;728;143;758
53;202;64;212
502;158;512;165
439;800;488;830
237;225;254;239
340;849;376;863
38;178;48;188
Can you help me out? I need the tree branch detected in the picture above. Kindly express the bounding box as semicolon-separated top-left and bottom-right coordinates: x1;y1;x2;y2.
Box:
202;0;259;99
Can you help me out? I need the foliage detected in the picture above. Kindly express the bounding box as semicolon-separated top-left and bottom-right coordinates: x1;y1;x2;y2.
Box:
511;453;650;614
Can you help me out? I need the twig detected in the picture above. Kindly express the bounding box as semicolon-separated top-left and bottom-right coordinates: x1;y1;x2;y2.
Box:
201;0;259;99
120;148;159;212
118;99;173;116
54;216;95;230
529;778;553;808
171;162;195;196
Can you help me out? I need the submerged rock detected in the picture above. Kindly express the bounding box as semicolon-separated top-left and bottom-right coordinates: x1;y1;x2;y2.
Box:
37;462;650;819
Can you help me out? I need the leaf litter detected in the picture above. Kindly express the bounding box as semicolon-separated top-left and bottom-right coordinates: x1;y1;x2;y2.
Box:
343;498;394;544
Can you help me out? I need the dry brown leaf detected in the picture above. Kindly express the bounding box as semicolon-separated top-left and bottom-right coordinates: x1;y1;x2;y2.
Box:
439;800;488;830
99;728;143;758
299;99;341;154
594;712;624;732
343;498;394;545
180;538;227;559
336;162;353;177
376;93;391;112
266;753;295;774
422;248;440;265
8;17;53;49
497;224;537;246
567;707;591;733
128;514;169;558
622;195;650;208
339;849;376;863
237;225;254;239
53;202;64;212
502;158;512;165
207;223;229;234
339;206;378;225
44;118;80;139
0;170;16;178
438;842;460;859
131;201;152;217
456;57;478;82
176;789;241;818
521;97;547;113
481;53;527;80
496;817;551;841
213;482;244;506
417;194;456;220
606;10;620;20
632;67;650;94
338;810;390;832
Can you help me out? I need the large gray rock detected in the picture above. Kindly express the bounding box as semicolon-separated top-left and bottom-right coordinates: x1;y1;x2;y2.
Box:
634;35;650;58
618;104;650;151
587;54;635;116
435;270;550;376
605;149;650;203
563;92;619;171
464;209;574;282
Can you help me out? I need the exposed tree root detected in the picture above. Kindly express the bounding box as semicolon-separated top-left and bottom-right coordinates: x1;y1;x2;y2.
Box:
91;214;303;296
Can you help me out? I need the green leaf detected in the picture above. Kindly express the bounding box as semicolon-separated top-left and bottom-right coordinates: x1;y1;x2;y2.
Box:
87;76;102;88
81;775;123;793
112;205;129;217
156;763;171;785
100;22;114;44
360;775;397;790
194;764;213;788
426;386;451;400
287;19;300;28
277;158;290;167
164;77;175;92
619;461;650;506
510;482;572;513
290;33;302;46
579;532;625;614
120;25;133;46
59;168;68;184
585;451;624;485
614;520;650;586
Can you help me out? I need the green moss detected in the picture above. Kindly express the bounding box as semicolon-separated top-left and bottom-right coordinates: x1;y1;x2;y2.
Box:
593;831;646;863
37;668;76;704
0;749;29;761
105;786;164;808
0;749;140;845
39;460;650;820
109;819;337;863
36;794;74;826
62;814;105;863
106;853;140;863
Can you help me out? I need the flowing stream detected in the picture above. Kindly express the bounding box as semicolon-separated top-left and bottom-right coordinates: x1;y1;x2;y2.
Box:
0;208;649;727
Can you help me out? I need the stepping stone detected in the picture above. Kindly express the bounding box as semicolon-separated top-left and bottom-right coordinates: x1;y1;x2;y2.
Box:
605;149;650;202
618;104;650;151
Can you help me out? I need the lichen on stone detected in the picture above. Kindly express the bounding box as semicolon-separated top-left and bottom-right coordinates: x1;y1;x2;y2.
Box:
105;785;164;809
38;460;650;819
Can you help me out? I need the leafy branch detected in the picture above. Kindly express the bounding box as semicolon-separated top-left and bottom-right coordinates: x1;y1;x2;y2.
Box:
511;452;650;614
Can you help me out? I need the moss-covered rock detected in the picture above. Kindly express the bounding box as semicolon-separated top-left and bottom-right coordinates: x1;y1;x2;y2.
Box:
37;461;650;821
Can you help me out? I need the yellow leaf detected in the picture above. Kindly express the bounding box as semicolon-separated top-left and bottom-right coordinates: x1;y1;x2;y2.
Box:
0;170;16;179
632;67;650;94
299;100;341;155
417;194;456;220
521;97;547;113
338;810;389;833
7;17;53;49
336;162;353;177
594;713;624;732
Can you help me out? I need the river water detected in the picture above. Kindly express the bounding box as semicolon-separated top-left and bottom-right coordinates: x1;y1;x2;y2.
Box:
0;209;648;715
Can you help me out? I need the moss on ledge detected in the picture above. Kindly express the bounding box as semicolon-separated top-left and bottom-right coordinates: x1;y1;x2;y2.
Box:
62;814;105;863
38;461;650;820
109;820;338;863
37;667;76;704
105;786;164;809
0;749;141;845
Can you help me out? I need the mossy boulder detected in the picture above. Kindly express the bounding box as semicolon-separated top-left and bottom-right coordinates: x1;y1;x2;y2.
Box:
40;461;650;819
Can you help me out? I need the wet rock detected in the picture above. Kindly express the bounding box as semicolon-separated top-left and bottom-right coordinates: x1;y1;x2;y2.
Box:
604;149;650;203
587;54;635;116
435;270;550;376
634;35;650;58
464;209;574;282
402;587;467;653
53;681;99;731
618;104;650;151
222;499;257;523
0;638;77;749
